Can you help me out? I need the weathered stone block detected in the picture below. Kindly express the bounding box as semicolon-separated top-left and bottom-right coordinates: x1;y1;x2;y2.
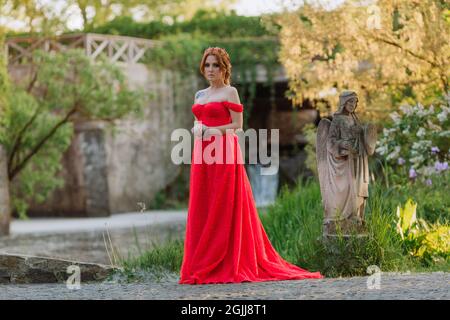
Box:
0;253;114;284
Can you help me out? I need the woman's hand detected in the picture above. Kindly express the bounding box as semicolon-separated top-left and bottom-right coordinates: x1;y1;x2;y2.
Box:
203;127;222;140
191;122;208;138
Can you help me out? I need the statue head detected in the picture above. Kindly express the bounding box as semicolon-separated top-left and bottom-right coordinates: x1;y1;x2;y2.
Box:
337;90;358;114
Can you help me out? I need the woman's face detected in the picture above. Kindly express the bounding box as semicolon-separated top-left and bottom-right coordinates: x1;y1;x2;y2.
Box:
345;97;358;113
204;55;223;82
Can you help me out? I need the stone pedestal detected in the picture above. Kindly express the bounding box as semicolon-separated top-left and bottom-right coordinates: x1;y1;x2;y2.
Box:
323;218;367;238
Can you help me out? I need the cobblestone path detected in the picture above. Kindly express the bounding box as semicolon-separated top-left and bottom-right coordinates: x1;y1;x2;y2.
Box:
0;272;448;300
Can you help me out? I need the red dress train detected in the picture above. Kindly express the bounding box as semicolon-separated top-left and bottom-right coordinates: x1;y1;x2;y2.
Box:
179;100;323;284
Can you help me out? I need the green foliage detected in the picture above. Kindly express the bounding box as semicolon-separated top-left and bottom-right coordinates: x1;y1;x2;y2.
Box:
396;198;450;265
29;49;147;120
303;123;318;176
123;239;184;273
90;10;279;40
396;198;418;237
149;168;189;210
0;32;10;143
6;90;73;219
374;168;449;223
3;48;149;217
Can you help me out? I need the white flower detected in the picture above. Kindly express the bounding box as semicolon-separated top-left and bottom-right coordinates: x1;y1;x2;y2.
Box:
410;155;424;164
427;120;442;131
400;104;413;116
415;103;427;117
411;142;421;150
387;146;401;160
420;165;435;176
416;127;426;138
437;111;448;123
389;112;401;125
438;130;450;137
375;145;388;155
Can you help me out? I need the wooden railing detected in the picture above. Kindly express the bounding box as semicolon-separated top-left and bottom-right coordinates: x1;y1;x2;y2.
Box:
5;33;162;65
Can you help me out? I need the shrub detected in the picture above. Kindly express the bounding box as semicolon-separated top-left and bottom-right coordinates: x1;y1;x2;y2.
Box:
396;199;450;265
375;94;450;185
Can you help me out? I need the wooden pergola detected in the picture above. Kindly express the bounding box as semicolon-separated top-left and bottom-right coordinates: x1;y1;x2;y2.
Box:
5;33;162;66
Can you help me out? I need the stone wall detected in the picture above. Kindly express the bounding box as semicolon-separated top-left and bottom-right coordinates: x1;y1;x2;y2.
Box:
23;63;198;216
104;65;197;213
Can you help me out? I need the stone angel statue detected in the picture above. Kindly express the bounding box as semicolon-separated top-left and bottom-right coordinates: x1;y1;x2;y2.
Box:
316;91;377;237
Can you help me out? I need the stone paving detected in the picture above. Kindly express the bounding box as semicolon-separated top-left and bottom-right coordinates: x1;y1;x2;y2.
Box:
0;211;186;265
0;272;448;300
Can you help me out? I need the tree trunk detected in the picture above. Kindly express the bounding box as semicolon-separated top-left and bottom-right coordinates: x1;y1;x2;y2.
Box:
0;145;11;237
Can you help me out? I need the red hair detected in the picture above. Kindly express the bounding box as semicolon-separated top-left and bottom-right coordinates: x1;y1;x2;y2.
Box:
199;47;232;85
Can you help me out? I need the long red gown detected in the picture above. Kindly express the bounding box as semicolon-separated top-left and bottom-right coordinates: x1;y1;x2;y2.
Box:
179;100;323;284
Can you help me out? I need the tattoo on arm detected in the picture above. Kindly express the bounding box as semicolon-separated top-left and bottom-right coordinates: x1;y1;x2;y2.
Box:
195;91;206;99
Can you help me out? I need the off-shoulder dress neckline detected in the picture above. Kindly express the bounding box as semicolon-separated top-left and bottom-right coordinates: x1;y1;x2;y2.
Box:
193;100;242;106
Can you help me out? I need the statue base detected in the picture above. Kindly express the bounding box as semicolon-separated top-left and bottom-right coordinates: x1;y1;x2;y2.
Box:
323;218;368;238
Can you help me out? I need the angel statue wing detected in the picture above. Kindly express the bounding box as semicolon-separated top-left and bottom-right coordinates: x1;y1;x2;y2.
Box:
316;118;331;210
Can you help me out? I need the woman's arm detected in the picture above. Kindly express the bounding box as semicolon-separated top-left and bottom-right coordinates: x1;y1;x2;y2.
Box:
192;90;206;135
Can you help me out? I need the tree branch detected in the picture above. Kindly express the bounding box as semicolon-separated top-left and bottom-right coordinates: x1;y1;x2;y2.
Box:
8;85;49;170
26;65;39;93
369;34;439;69
7;105;41;170
8;105;78;181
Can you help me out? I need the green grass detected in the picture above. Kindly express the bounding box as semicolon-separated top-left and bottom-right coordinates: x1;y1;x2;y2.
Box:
118;176;449;280
110;239;184;283
123;239;184;273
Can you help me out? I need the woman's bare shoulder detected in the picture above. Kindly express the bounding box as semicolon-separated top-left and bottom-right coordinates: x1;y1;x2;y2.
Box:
194;88;208;102
226;86;240;104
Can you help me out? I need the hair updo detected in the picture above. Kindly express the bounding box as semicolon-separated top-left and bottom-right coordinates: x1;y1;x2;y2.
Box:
199;47;232;85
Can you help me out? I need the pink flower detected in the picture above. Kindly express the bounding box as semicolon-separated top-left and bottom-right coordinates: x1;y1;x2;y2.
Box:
409;168;417;179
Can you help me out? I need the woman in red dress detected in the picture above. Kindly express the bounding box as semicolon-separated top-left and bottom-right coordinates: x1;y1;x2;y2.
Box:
179;47;323;284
